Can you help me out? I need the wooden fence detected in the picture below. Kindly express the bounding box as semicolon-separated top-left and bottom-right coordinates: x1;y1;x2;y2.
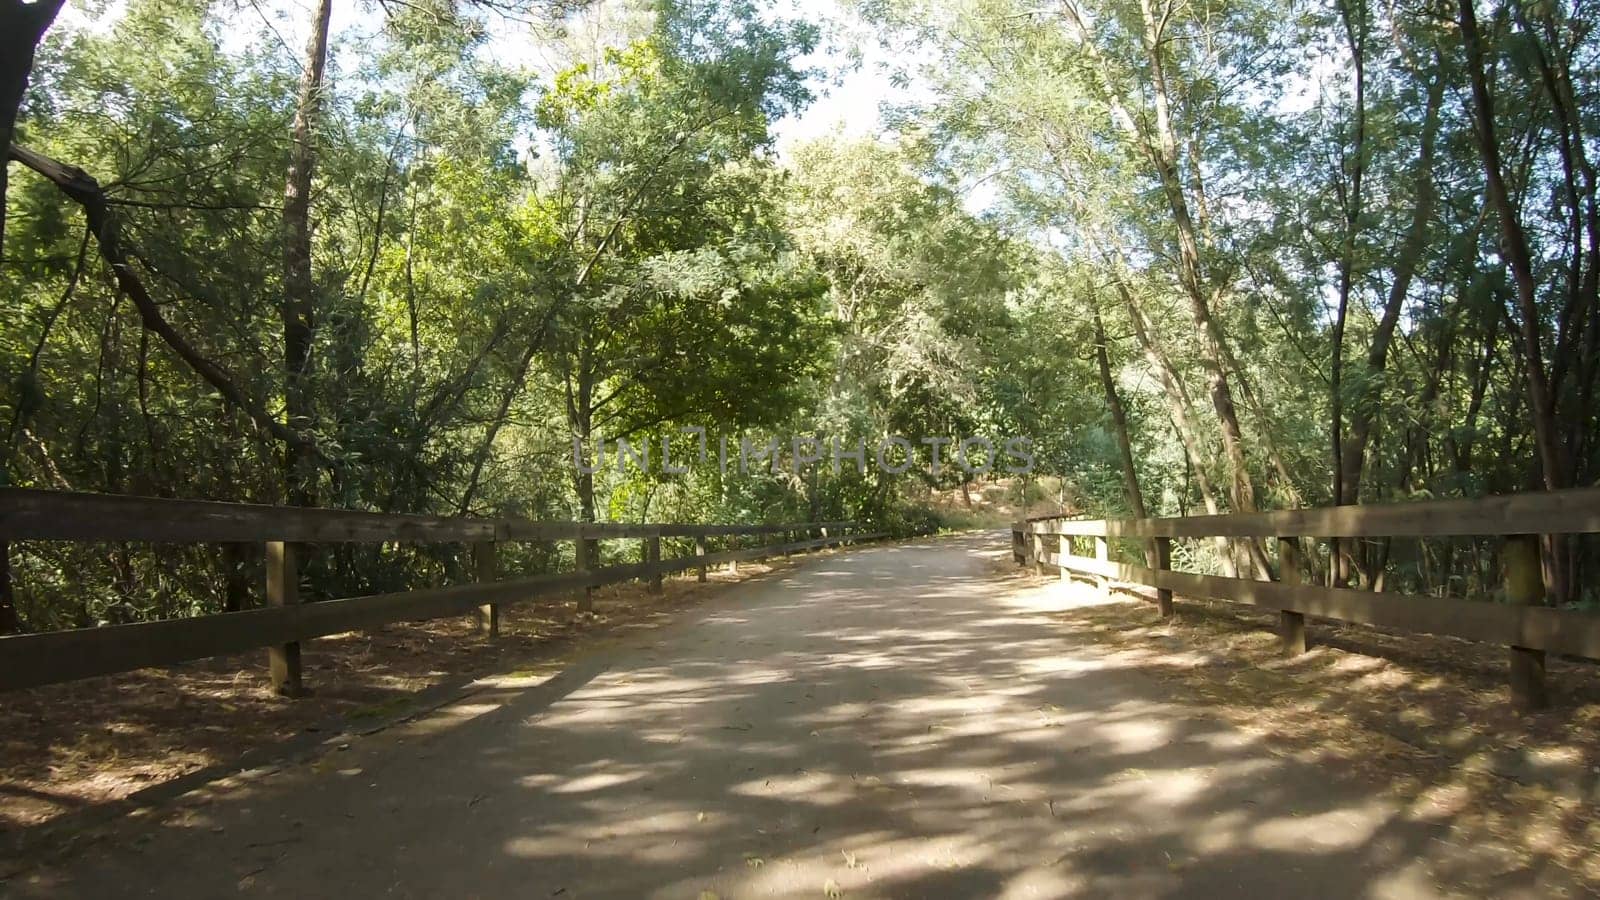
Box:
0;488;881;695
1013;487;1600;710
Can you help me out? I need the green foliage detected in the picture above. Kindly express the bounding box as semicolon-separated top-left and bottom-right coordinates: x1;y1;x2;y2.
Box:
9;0;1600;624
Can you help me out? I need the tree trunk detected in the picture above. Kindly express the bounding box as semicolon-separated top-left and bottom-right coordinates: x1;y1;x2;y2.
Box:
1135;0;1260;525
0;0;66;264
457;342;538;515
1459;0;1570;602
1094;297;1162;569
1329;0;1367;586
1452;310;1499;475
1458;0;1565;493
222;541;249;613
11;146;309;451
1092;299;1147;519
1104;260;1238;577
0;542;18;633
1106;263;1220;514
1516;4;1600;484
565;335;600;568
1060;0;1261;523
1341;74;1443;510
281;0;334;507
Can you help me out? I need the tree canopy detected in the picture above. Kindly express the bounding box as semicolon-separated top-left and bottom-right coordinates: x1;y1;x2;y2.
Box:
4;0;1600;629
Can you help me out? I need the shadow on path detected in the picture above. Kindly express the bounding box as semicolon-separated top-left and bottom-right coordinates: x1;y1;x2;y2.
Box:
6;534;1546;898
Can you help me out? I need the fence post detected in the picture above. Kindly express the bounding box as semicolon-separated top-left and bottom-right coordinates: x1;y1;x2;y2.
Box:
1094;533;1110;597
1154;536;1174;618
1031;525;1045;575
1277;536;1306;656
265;541;304;697
647;530;663;594
1504;533;1548;710
695;534;708;582
577;534;594;614
472;540;498;638
728;534;739;575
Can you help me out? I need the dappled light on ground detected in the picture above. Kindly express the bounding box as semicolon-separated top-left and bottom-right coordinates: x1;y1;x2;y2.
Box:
8;534;1597;897
1031;564;1600;893
0;557;796;834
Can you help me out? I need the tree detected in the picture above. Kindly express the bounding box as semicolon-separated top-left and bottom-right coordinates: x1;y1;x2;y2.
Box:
531;10;827;525
279;0;334;507
0;0;66;262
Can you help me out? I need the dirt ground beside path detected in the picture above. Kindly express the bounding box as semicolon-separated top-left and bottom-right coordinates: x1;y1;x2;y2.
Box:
1003;560;1600;891
0;556;796;832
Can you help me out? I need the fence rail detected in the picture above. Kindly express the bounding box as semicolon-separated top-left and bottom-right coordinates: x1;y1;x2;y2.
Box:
0;488;878;694
1013;487;1600;710
0;488;855;543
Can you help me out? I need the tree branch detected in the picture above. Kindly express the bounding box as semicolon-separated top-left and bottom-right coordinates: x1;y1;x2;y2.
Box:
9;143;316;456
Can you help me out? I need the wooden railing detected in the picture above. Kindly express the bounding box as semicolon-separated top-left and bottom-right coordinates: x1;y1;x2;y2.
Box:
1013;487;1600;710
0;488;880;694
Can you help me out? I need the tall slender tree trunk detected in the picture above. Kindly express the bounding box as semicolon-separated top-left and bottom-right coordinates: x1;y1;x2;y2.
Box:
1329;0;1367;585
457;343;538;516
1104;262;1238;578
1103;259;1220;513
564;335;600;570
1134;0;1276;578
1451;310;1499;475
0;0;65;265
1458;0;1565;491
1060;0;1259;526
1459;0;1569;601
281;0;334;508
1093;297;1163;571
0;544;18;634
1091;299;1147;519
1340;74;1443;511
0;8;58;626
1515;5;1598;478
1135;0;1260;527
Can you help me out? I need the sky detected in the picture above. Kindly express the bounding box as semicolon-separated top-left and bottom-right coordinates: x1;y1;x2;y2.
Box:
58;0;908;141
54;0;980;206
765;0;913;153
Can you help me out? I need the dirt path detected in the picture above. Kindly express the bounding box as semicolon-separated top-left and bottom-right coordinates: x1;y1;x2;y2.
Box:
3;534;1580;897
0;559;785;832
